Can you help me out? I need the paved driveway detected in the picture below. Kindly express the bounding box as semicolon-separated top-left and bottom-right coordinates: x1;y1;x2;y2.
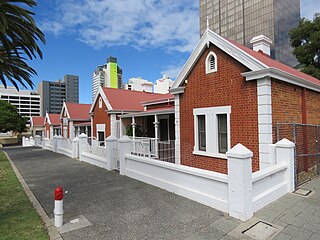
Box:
4;147;238;240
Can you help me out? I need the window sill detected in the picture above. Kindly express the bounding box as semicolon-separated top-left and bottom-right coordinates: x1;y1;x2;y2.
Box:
192;150;227;160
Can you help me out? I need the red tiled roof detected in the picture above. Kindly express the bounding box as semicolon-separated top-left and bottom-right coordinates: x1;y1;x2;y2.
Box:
65;103;91;120
48;114;60;125
31;116;44;126
102;88;173;111
229;39;320;86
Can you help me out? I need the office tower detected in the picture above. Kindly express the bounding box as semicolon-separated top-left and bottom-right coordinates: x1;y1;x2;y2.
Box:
92;56;123;101
0;85;40;118
200;0;300;66
38;74;79;116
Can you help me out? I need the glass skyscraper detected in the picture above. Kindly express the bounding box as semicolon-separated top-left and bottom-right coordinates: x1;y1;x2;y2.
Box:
200;0;300;67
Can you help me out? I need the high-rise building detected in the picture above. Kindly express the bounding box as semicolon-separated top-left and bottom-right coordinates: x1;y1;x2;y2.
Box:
38;74;79;116
0;85;40;118
200;0;300;66
92;56;123;101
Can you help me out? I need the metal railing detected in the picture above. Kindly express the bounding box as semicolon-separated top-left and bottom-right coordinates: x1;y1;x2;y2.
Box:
130;137;175;163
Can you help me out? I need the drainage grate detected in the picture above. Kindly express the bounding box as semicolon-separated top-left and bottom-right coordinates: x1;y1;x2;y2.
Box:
242;221;278;240
293;188;312;196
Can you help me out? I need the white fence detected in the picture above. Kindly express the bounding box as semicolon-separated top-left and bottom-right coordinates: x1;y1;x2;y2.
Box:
119;137;295;221
57;137;73;158
23;133;295;222
22;136;42;147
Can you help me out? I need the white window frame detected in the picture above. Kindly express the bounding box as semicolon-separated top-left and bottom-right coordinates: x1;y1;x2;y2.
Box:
193;106;231;159
205;51;218;74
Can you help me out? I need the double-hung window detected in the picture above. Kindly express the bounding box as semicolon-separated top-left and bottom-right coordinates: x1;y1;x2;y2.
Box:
193;106;231;159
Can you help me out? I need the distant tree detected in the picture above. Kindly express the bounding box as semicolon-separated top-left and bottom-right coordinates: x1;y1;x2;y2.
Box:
289;14;320;79
0;0;45;89
0;100;27;132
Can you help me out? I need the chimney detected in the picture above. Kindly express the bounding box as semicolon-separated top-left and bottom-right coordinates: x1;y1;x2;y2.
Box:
250;35;273;56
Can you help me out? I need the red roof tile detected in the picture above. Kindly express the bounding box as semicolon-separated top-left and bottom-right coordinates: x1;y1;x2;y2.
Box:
65;103;91;120
229;39;320;86
31;117;44;126
102;88;173;111
48;114;60;125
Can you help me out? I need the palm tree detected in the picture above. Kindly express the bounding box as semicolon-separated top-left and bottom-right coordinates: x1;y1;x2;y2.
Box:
0;0;45;89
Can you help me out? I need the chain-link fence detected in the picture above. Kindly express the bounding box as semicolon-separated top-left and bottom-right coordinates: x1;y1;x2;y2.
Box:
277;123;320;188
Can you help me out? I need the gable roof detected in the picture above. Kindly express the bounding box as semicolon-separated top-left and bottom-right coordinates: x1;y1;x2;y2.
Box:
45;113;60;125
172;28;320;92
90;86;173;113
30;116;44;127
63;102;91;120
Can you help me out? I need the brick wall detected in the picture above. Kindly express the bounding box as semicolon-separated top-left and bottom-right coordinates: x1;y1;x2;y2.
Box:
179;44;259;174
92;95;110;138
306;89;320;125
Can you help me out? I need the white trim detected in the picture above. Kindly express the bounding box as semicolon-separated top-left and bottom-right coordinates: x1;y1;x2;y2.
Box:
193;106;231;158
174;95;181;165
120;109;174;118
169;87;185;95
89;86;113;113
256;78;273;169
205;51;218;74
110;114;117;137
172;29;266;89
242;68;320;93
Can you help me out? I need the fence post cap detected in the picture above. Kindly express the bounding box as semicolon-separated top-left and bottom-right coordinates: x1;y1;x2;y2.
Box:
119;135;132;143
79;133;87;138
106;136;118;142
72;136;79;142
30;136;34;139
226;143;253;159
275;138;295;148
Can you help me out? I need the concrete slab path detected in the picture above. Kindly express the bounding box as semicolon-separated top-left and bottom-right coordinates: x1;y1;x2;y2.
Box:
4;146;320;240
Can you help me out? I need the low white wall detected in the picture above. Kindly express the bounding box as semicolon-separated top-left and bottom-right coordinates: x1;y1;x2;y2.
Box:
80;152;108;169
252;162;288;212
57;147;73;158
124;154;229;212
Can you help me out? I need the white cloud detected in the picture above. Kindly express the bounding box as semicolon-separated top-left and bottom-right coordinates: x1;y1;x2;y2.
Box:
40;0;199;53
161;63;185;79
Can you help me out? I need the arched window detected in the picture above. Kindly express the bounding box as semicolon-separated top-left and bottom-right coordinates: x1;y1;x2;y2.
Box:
99;97;102;108
205;51;217;74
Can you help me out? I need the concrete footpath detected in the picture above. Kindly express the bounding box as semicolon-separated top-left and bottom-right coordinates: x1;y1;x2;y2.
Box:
4;146;320;240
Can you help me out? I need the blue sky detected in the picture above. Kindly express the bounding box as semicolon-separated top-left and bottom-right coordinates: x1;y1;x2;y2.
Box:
24;0;320;104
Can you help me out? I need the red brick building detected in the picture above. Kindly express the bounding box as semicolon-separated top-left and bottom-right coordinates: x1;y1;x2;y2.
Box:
170;29;320;174
60;102;91;139
44;113;61;139
90;86;172;142
30;116;45;137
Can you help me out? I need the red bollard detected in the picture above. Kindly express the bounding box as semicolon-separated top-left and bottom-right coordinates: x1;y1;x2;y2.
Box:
54;186;64;227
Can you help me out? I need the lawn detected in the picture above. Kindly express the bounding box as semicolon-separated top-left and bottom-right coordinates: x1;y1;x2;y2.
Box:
0;151;48;240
